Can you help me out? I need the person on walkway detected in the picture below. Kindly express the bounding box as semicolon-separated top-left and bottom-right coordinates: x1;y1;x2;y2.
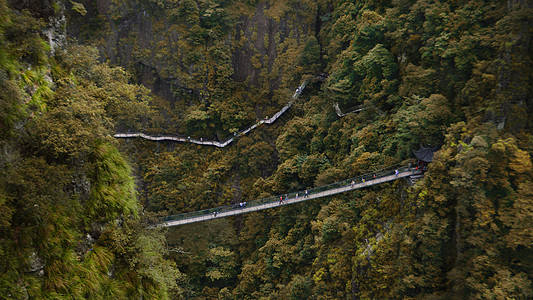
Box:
351;180;355;187
395;169;399;176
305;190;308;198
373;174;376;179
362;178;365;183
243;201;247;207
296;193;299;198
280;196;283;204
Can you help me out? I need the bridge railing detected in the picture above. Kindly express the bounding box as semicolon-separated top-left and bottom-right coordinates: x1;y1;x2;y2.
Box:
298;163;412;196
163;163;418;224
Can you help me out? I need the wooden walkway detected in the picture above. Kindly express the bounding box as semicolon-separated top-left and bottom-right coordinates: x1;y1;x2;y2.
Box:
334;102;365;117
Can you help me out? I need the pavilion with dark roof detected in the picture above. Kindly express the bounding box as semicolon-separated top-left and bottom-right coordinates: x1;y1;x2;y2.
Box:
413;145;437;171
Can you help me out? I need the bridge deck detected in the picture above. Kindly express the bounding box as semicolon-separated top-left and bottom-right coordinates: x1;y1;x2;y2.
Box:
163;169;421;227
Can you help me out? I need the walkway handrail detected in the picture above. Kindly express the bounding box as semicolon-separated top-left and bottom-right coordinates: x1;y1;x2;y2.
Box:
334;103;365;117
161;164;421;227
115;80;309;147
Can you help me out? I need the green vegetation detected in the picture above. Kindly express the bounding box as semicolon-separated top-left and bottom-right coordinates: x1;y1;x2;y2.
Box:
1;0;532;298
0;0;180;297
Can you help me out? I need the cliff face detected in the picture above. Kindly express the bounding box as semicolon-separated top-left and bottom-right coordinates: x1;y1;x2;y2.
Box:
67;0;320;118
0;0;184;297
493;0;532;131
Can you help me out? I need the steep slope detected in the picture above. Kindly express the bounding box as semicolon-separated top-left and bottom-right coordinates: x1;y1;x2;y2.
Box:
0;1;185;298
9;0;532;299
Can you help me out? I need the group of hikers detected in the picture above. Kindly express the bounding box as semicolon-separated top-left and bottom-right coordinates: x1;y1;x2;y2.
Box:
279;189;309;204
351;173;378;186
279;168;406;206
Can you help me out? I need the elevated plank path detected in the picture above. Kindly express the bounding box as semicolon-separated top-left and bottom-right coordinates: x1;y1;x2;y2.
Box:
162;166;421;227
334;102;365;117
115;80;310;147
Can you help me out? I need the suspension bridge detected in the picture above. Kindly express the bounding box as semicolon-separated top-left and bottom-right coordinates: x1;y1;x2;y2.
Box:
161;165;422;227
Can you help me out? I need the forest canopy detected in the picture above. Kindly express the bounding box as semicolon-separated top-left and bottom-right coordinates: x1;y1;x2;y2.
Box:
1;0;532;298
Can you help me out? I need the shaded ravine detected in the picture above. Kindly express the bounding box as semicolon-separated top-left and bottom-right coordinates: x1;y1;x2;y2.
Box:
162;165;422;227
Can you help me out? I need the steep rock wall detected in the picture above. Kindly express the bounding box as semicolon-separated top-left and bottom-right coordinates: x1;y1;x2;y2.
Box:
67;0;320;111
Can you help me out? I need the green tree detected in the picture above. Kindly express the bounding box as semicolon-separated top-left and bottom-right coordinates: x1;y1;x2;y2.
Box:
300;36;321;74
